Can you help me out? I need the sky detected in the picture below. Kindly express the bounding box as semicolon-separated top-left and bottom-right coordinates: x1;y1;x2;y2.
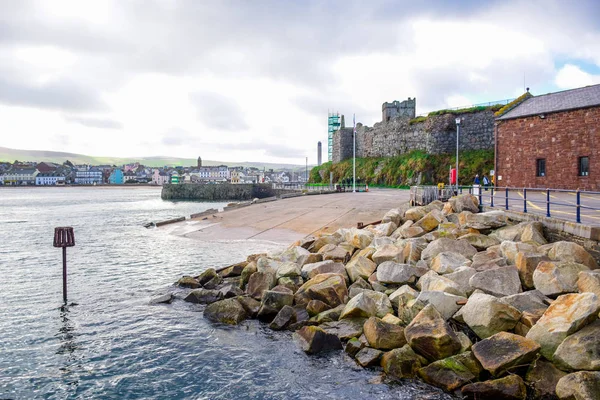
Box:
1;0;600;165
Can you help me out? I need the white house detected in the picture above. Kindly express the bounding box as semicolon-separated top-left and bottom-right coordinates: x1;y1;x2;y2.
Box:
36;172;66;185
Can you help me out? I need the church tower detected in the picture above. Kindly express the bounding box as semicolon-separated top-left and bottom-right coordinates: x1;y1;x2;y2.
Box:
197;156;202;168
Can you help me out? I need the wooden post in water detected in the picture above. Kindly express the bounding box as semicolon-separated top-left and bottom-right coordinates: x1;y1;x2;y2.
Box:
54;227;75;303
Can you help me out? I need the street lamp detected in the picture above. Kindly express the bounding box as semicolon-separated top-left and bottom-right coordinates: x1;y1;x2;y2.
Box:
455;117;461;194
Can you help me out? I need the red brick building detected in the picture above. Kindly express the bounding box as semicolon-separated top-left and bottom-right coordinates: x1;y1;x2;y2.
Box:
495;84;600;190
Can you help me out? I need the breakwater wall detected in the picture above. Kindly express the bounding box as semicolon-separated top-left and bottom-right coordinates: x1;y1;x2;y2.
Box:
333;110;495;162
161;183;293;201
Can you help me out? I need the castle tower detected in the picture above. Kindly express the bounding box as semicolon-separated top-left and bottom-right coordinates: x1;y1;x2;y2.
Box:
197;156;202;168
382;98;416;122
317;142;322;166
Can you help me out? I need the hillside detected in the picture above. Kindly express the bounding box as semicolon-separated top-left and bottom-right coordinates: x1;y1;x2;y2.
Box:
0;146;305;170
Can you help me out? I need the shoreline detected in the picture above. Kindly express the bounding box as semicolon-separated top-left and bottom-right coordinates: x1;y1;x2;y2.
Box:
169;193;600;399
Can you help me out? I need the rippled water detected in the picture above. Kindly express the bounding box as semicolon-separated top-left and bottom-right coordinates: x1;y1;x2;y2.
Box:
0;187;453;399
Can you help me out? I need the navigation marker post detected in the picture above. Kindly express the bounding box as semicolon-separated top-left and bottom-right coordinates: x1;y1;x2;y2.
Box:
53;227;75;303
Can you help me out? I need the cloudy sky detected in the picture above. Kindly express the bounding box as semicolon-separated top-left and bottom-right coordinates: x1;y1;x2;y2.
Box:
1;0;599;164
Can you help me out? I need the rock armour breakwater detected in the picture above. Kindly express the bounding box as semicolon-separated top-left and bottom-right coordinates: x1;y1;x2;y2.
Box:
161;183;281;201
174;194;600;399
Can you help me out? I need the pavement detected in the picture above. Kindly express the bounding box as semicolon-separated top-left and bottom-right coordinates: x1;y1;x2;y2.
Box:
477;188;600;226
161;188;411;244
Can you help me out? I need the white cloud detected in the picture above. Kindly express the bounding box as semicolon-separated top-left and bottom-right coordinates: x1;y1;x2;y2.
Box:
555;64;600;89
0;1;599;164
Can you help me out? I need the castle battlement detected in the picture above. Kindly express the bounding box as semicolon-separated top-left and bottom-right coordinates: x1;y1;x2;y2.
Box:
382;98;416;122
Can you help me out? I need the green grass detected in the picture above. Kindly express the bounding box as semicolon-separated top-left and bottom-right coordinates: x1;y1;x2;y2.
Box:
309;150;494;187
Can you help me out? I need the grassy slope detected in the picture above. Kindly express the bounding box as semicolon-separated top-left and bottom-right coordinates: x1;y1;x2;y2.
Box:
0;147;305;170
310;150;494;187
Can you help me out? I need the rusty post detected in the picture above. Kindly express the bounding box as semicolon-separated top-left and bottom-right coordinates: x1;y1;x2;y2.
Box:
54;227;75;304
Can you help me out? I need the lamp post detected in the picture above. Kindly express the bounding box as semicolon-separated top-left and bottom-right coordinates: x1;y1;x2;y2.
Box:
455;117;461;193
305;157;308;188
353;113;356;193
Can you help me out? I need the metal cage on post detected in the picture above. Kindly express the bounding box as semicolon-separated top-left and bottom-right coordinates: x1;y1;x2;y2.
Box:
54;227;75;303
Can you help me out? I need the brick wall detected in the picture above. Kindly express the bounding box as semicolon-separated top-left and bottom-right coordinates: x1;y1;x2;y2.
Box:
496;106;600;190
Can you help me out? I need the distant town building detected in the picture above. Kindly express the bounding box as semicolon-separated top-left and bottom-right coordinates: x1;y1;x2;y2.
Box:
197;156;202;168
152;169;169;185
36;172;66;186
108;169;124;184
496;84;600;190
36;162;60;173
75;166;103;185
171;171;180;184
2;168;39;185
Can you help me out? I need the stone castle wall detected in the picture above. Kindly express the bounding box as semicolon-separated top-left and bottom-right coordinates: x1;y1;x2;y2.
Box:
332;110;495;163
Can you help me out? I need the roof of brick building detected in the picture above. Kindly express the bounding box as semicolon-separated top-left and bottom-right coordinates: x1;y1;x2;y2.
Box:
497;83;600;120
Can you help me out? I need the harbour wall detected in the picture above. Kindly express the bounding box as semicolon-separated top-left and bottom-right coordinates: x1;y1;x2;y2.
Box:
161;183;291;201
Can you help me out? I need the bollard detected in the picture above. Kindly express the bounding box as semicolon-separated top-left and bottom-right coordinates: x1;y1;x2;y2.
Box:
576;190;581;224
546;189;551;217
523;188;527;213
505;187;509;210
53;227;75;303
490;187;494;208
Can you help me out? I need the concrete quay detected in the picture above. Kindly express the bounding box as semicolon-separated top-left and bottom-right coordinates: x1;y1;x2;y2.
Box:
162;189;411;243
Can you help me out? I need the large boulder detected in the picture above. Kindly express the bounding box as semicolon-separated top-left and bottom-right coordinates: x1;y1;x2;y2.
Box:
240;261;258;287
404;304;462;361
449;194;479;213
257;288;294;319
469;266;523;297
320;244;352;262
294;273;348;307
256;256;283;273
276;262;302;279
310;234;343;252
321;318;366;341
444;266;477;296
413;209;444;232
277;246;311;265
578;270;600;297
380;345;425;379
516;252;549;289
461;292;522;339
548;241;598;270
554;320;600;371
367;221;398;237
389;285;419;309
184;288;223;304
463;210;507;230
461;375;527;400
418;352;483;392
177;276;201;288
197;268;219;286
460;233;501;251
417;271;467;297
526;293;600;360
521;222;547;245
269;305;297;330
421;238;477;261
345;256;377;283
355;347;383;367
430;251;470;274
204;298;248;325
246;271;277;300
340;290;392;319
500;291;549;318
372;244;402;265
472;332;540;376
293;326;343;354
416;291;467;321
500;241;538;265
404;206;428;222
533;261;590;297
301;260;334;279
363;317;407;350
305;262;348;282
344;228;374;250
525;359;567;400
555;371;600;400
376;262;418;284
382;208;403;226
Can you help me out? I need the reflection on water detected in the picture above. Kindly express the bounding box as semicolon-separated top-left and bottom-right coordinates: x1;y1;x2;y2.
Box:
0;188;454;399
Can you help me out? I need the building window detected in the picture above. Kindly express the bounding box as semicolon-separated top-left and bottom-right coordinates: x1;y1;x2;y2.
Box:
536;158;546;177
579;156;589;176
